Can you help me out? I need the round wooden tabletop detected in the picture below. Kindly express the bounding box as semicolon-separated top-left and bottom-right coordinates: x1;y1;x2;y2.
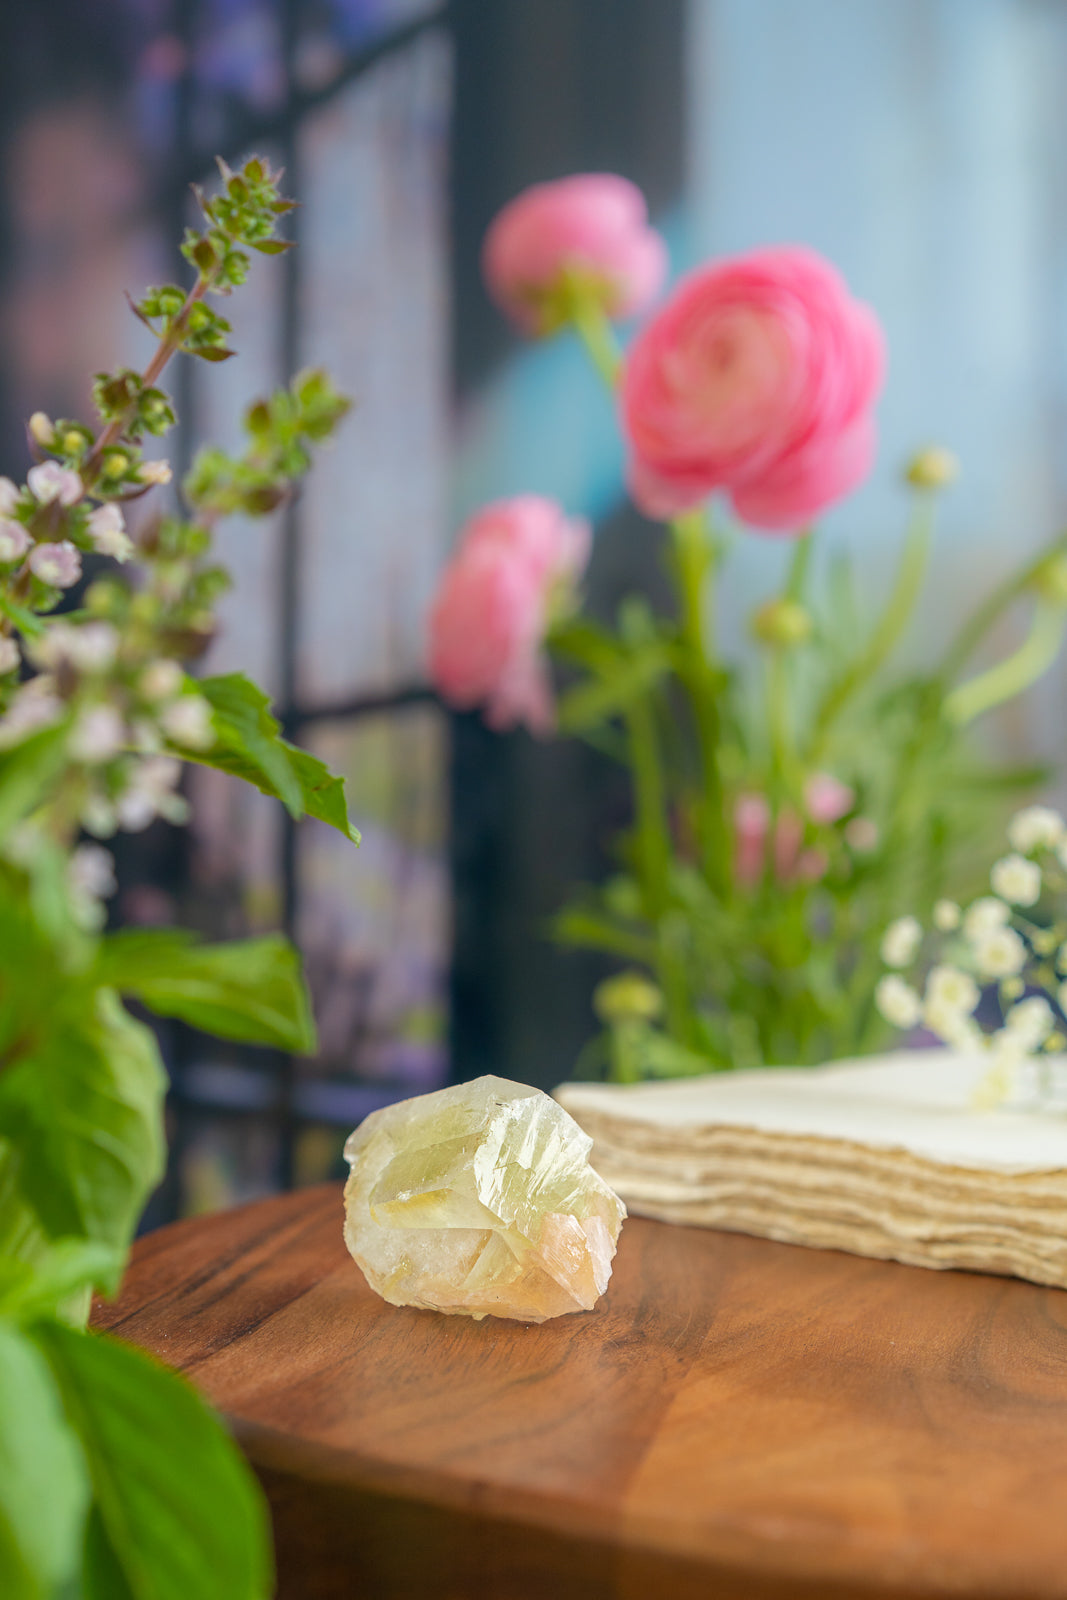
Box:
93;1183;1067;1600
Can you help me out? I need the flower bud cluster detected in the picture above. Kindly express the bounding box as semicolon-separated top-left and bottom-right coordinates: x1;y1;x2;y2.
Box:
875;803;1067;1106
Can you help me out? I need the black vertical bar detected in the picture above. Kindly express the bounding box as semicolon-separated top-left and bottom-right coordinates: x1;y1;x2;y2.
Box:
275;0;302;1189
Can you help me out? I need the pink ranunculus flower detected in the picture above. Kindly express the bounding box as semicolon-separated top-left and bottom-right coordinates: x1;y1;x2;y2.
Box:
483;174;668;336
428;496;591;735
620;245;885;531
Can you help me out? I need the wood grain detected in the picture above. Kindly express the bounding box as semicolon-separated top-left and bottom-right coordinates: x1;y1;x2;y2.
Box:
93;1184;1067;1600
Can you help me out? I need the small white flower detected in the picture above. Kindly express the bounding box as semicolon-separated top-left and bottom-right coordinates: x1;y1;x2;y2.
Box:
881;915;922;969
1008;805;1064;854
137;459;172;486
27;462;82;506
990;853;1042;907
962;896;1010;941
0;519;30;562
1005;995;1054;1048
876;974;922;1029
28;412;54;448
0;478;20;515
28;540;81;588
81;793;117;838
69;842;116;901
0;637;19;676
844;816;879;854
69;704;125;764
115;754;186;832
139;659;185;703
33;620;118;674
933;899;961;931
159;694;214;751
0;681;62;748
87;503;134;563
972;925;1027;980
924;1000;981;1050
926;964;980;1017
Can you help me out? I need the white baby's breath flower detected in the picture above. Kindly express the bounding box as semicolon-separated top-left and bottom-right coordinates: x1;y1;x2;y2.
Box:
87;503;134;563
881;915;922;969
27;461;82;506
875;974;922;1029
962;896;1010;941
923;995;981;1050
990;853;1042;907
69;705;125;764
139;659;184;703
69;842;117;901
137;459;172;486
1008;805;1064;854
0;637;19;676
0;519;30;562
159;694;214;751
0;478;20;515
926;964;980;1016
1005;995;1054;1049
81;793;117;838
933;899;960;932
972;925;1027;980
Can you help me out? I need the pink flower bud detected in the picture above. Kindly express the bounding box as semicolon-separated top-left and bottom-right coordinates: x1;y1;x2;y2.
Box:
27;462;82;507
804;772;854;825
621;245;885;530
428;496;591;734
0;519;31;562
483;175;668;335
29;540;81;588
734;794;770;888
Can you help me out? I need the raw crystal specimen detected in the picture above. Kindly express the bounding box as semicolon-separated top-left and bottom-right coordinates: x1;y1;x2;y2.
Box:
343;1075;626;1322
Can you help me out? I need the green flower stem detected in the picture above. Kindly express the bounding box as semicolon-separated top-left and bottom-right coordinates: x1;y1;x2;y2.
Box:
785;528;814;600
567;295;623;388
938;532;1067;683
943;601;1067;726
809;492;934;761
625;698;691;1038
767;532;813;796
670;508;727;892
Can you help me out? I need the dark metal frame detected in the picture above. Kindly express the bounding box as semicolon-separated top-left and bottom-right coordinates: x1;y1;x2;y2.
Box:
157;0;448;1211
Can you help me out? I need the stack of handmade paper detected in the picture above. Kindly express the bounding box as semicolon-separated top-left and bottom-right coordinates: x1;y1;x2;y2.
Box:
555;1050;1067;1289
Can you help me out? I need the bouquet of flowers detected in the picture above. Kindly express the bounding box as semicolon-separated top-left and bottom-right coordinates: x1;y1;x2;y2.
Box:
429;174;1067;1078
877;803;1067;1106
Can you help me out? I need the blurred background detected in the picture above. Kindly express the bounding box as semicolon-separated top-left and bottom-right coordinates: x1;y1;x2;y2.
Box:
3;0;1067;1219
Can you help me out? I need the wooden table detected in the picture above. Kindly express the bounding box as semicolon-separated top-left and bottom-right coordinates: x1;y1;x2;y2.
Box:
93;1184;1067;1600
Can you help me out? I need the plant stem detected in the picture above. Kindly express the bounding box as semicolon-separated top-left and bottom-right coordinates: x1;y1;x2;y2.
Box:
809;492;934;762
625;697;690;1038
568;296;622;388
938;531;1067;683
943;602;1067;726
670;507;727;892
785;528;813;600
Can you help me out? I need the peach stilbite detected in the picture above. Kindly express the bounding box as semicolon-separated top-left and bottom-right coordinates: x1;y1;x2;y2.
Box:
620;245;885;530
482;173;668;335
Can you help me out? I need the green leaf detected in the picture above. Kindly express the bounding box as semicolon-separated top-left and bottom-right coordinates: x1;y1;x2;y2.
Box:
0;990;166;1250
97;929;316;1053
0;1319;89;1600
190;673;360;841
33;1322;273;1600
0;722;71;835
556;645;670;734
0;1239;123;1322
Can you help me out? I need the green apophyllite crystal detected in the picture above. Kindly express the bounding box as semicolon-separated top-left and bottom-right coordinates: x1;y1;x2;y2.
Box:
342;1075;626;1322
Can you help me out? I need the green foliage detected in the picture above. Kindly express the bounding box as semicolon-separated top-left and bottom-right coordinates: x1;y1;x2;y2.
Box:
0;152;357;1599
34;1323;273;1600
97;930;316;1052
192;673;361;841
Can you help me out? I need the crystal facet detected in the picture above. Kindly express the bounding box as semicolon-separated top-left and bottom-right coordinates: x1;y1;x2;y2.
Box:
343;1075;626;1322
